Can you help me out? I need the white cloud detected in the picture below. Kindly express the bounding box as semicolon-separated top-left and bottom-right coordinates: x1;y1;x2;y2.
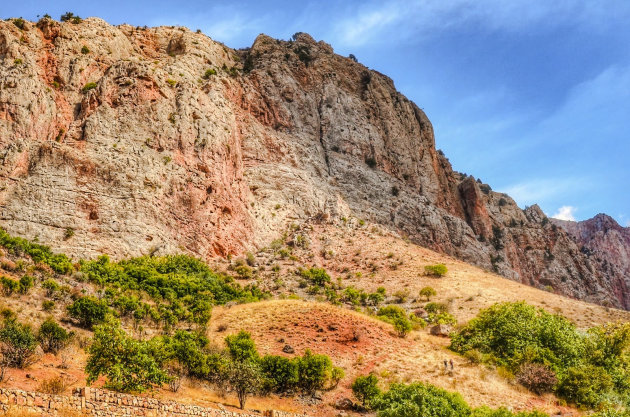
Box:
551;206;577;221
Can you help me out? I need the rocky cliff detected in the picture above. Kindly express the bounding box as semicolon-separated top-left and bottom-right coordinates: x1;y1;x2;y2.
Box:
553;214;630;309
0;17;626;308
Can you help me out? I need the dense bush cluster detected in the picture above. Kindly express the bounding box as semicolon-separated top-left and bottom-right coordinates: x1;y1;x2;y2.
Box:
352;374;549;417
0;314;73;370
377;305;425;337
450;302;630;409
295;266;386;307
86;323;343;409
79;255;268;328
0;228;73;274
424;264;448;277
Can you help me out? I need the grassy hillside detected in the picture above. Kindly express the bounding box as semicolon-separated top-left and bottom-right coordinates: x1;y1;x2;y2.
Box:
0;223;628;416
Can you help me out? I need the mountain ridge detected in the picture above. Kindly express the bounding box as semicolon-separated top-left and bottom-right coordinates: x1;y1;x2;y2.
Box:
0;17;628;309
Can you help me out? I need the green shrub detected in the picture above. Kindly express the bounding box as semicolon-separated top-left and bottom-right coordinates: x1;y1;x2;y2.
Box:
60;12;82;24
42;279;60;297
0;318;38;368
38;318;72;354
377;305;407;322
82;82;97;92
0;228;73;274
373;382;471;417
86;319;170;392
419;286;437;301
260;355;299;393
160;330;216;378
450;302;584;372
225;331;258;363
393;316;412;337
331;366;344;388
472;407;549;417
234;264;253;279
297;349;332;395
343;286;367;305
425;302;448;314
352;374;380;407
367;290;385;306
13;18;26;29
0;276;19;296
203;68;217;78
393;289;410;303
449;302;630;409
556;365;613;408
18;275;34;294
67;296;109;329
79;254;265;327
166;79;177;87
81;45;90;54
298;267;331;286
424;264;448;277
42;300;55;312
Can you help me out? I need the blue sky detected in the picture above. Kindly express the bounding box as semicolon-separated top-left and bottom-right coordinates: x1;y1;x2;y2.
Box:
4;1;630;224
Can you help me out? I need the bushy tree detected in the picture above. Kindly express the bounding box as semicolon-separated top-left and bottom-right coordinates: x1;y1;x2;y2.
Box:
556;365;613;409
419;286;437;301
297;349;333;395
352;374;381;407
67;296;109;329
160;330;214;378
38;318;72;354
225;331;258;363
86;319;170;392
260;355;299;393
449;302;584;372
0;318;38;368
226;360;263;409
372;382;471;417
393;316;412;337
377;305;412;337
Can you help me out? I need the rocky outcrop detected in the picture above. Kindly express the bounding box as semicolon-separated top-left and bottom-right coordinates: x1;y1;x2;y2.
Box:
553;214;630;309
0;18;627;308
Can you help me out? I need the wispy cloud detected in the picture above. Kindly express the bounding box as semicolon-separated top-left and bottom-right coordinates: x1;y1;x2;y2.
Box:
331;0;630;47
552;206;577;221
498;178;587;208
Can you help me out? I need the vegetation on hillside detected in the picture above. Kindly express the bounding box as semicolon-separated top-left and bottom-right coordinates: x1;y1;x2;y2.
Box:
352;373;550;417
450;302;630;409
86;321;342;408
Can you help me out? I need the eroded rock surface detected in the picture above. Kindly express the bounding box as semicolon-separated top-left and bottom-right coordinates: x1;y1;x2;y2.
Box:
0;18;626;308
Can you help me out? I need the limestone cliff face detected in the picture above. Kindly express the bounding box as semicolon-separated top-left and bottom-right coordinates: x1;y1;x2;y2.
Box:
0;18;626;308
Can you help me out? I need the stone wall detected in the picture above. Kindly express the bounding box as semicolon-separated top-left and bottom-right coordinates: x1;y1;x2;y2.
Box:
0;387;308;417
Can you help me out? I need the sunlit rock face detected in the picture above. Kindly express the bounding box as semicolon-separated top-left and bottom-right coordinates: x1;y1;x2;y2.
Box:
0;19;626;308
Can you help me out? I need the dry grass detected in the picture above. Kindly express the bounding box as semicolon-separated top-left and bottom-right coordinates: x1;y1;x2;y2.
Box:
207;300;573;416
0;406;89;416
229;223;630;329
